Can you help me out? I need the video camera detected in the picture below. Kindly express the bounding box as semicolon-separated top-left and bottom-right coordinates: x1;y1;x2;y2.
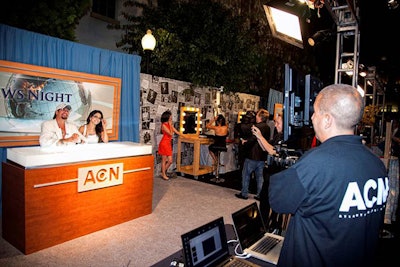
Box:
266;143;302;168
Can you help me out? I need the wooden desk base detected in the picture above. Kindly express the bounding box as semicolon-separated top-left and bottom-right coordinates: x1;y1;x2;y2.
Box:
179;165;214;176
177;136;214;177
2;154;154;254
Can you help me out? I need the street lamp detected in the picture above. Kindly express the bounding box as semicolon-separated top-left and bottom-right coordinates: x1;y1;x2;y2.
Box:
141;29;156;73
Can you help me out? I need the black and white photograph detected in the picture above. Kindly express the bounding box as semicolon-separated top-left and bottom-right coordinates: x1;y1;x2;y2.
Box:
162;95;170;103
147;89;157;104
178;102;185;114
161;82;169;94
245;99;252;109
201;106;208;120
205;92;211;104
194;92;201;105
143;131;151;144
142;120;151;130
170;90;178;103
184;92;193;102
142;106;150;121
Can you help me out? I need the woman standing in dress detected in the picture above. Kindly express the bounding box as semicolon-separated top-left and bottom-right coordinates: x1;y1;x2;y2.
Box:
158;110;181;180
79;110;109;144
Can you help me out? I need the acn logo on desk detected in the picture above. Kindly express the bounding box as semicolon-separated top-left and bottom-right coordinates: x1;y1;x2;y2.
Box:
78;163;124;192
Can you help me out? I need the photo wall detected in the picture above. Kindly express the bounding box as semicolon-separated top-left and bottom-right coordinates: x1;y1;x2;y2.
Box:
139;73;260;176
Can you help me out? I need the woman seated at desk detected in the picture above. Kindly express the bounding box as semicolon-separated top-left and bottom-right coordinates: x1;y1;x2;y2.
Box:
79;110;109;144
206;115;229;167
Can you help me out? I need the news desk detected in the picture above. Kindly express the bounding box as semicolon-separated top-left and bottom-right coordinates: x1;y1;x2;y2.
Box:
2;141;153;254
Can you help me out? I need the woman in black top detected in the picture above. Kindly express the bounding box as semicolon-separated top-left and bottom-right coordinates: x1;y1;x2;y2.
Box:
206;114;229;166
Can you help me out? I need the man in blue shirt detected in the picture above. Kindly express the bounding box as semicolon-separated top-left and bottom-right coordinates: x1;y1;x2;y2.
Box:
269;84;389;267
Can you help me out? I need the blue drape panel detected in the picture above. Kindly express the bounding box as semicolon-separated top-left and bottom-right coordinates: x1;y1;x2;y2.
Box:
0;24;141;214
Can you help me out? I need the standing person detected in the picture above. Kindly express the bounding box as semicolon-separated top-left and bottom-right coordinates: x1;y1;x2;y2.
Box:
252;113;284;155
236;111;256;171
391;118;400;157
79;110;109;144
158;110;181;180
235;109;270;200
206;114;229;167
269;84;389;267
39;103;85;147
251;112;284;231
267;113;275;141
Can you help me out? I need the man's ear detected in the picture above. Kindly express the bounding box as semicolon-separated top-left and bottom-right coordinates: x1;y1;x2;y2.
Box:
324;113;333;129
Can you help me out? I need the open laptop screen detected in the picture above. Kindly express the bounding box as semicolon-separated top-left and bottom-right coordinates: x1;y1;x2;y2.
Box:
181;217;229;267
232;202;267;249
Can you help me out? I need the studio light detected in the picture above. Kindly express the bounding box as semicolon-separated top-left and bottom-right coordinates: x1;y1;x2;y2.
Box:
263;1;304;49
342;59;354;76
357;85;365;97
307;29;335;46
359;64;367;77
388;0;399;10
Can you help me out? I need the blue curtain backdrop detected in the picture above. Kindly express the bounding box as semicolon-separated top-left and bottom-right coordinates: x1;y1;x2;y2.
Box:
0;24;142;214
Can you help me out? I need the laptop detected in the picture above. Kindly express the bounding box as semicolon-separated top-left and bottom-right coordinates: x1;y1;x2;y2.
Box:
231;202;284;265
181;217;260;267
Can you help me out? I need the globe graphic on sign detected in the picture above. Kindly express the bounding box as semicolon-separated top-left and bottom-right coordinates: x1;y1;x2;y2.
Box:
1;74;91;133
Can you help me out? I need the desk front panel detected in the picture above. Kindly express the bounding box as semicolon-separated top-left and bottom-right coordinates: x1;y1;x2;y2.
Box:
2;154;154;254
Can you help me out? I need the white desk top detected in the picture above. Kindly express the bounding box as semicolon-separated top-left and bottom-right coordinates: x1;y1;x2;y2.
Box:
7;141;152;168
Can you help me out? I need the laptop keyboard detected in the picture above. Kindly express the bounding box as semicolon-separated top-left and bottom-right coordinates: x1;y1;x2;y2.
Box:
252;236;281;254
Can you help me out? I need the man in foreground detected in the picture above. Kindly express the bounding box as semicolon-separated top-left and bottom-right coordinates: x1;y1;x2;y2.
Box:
269;84;389;267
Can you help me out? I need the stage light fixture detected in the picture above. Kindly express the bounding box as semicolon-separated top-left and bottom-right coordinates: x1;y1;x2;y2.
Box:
357;85;365;97
359;64;367;77
342;59;354;76
388;0;399;10
307;29;335;46
263;2;304;48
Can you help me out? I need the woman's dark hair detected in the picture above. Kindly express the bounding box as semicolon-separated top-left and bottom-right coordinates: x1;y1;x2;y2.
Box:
86;110;104;142
245;111;256;124
161;110;172;123
216;114;226;126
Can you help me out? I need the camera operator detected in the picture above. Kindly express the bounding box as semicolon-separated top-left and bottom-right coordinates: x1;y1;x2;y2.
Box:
251;112;285;233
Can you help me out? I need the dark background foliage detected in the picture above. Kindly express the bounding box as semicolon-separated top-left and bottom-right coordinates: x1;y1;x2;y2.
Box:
109;0;322;95
0;0;92;41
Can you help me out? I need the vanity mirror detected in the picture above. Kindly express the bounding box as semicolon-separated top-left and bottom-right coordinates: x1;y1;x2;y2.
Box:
179;106;202;135
237;110;247;123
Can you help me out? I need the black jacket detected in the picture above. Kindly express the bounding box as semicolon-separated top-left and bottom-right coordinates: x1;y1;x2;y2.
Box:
243;121;270;161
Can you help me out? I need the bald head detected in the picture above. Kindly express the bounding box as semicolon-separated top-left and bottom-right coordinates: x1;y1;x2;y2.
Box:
312;84;364;142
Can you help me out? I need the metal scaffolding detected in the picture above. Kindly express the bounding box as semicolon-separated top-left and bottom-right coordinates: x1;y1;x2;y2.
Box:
326;1;385;144
326;0;360;87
